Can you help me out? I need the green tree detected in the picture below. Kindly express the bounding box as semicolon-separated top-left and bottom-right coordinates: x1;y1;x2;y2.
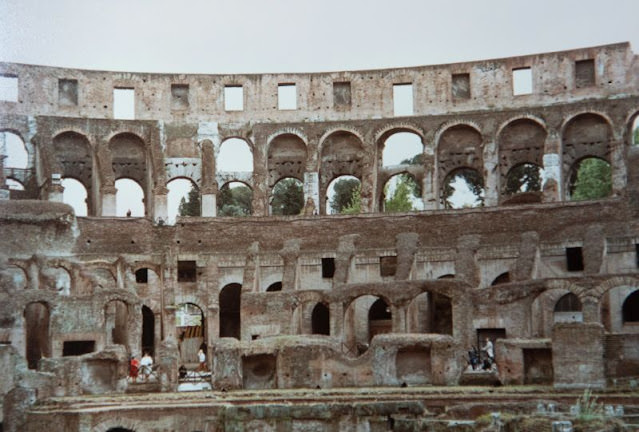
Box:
570;158;611;201
634;126;639;145
340;184;361;214
218;183;253;216
178;183;201;216
330;178;360;214
271;178;304;215
441;169;484;209
384;178;415;212
505;163;542;195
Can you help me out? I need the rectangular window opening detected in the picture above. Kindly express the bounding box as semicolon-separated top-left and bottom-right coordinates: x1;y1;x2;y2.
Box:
177;260;197;282
63;340;95;356
0;75;18;102
58;79;78;106
566;247;584;272
451;73;471;100
333;81;351;108
321;257;335;278
575;59;595;88
171;84;190;110
635;244;639;268
513;67;532;95
278;83;297;110
135;268;148;284
380;255;398;277
393;83;413;116
224;85;244;111
113;87;135;119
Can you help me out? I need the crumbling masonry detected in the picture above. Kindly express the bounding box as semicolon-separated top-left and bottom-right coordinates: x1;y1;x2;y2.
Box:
0;43;638;431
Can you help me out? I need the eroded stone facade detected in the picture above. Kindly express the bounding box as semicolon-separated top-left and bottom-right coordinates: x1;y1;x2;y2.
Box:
0;42;638;431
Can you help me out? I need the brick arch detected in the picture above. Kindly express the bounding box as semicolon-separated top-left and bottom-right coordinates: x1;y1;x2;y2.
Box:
373;122;425;144
433;120;483;148
588;275;639;299
544;279;589;299
318;126;366;153
560;110;614;139
266;132;308;186
93;419;142;432
266;128;308;150
220;135;255;152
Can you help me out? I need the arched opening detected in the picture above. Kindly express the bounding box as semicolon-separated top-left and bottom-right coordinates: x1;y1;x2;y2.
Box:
105;300;128;348
320;131;365;214
266;281;282;292
554;293;582;312
25;302;50;369
115;178;145;217
1;131;28;168
270;177;304;215
554;292;583;323
218;138;253;172
267;133;307;186
176;302;205;364
343;295;377;354
568;157;612;201
141;305;155;356
622;290;639;323
61;177;88;216
217;181;252;216
381;132;423;167
327;175;361;215
167;177;199;223
382;172;422;212
53;131;94;214
369;298;392;341
219;283;241;339
311;303;330;335
504;163;544;195
6;178;24;190
441;168;484;209
491;272;511;286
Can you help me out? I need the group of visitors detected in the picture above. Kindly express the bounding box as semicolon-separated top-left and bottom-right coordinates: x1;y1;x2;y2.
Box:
129;352;154;383
467;337;496;371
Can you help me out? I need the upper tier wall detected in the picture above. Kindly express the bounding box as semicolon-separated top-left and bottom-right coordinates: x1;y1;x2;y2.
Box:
1;43;637;123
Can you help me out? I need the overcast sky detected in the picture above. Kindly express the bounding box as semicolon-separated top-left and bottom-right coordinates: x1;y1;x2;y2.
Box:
1;0;638;74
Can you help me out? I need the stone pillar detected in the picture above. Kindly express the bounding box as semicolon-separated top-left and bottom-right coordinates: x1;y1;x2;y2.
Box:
0;135;8;200
201;185;217;217
421;154;436;210
542;131;563;202
303;171;320;212
609;137;626;196
392;304;407;333
153;185;168;223
552;322;605;388
482;139;499;206
48;176;64;203
101;184;117;216
200;138;217;217
330;302;345;341
279;239;300;291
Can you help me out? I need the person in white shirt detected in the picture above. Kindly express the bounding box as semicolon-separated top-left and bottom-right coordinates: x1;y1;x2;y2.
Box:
140;352;153;380
196;348;207;372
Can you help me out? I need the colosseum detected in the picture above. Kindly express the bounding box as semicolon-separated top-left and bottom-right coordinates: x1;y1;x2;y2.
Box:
0;42;638;431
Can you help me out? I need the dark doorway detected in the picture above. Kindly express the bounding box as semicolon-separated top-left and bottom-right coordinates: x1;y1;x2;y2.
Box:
622;290;639;323
369;298;392;339
430;292;453;335
266;281;282;292
63;340;95;356
476;328;506;352
105;300;128;347
25;302;50;369
219;283;242;339
141;305;154;356
311;303;330;335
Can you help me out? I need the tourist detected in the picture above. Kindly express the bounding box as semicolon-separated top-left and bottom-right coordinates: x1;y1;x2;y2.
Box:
140;352;153;381
196;348;207;372
129;355;139;383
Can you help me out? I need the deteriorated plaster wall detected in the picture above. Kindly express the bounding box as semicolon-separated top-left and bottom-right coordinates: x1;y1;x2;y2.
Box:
0;42;638;431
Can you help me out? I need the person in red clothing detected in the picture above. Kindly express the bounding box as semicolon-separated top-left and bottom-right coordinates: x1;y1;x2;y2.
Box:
129;355;140;383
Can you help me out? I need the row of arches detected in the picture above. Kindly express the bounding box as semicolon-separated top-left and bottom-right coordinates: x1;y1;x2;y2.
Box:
2;111;637;216
21;284;639;369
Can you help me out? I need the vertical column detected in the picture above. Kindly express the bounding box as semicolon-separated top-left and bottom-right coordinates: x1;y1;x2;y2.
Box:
542;129;563;202
198;123;220;217
100;185;117;216
330;302;344;342
48;174;64;203
391;304;407;333
609;134;626;196
152;185;168;223
421;154;436;210
0;133;8;200
303;171;320;213
483;138;499;206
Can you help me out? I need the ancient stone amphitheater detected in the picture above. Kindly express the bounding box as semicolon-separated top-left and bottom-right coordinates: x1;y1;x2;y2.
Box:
0;43;638;431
